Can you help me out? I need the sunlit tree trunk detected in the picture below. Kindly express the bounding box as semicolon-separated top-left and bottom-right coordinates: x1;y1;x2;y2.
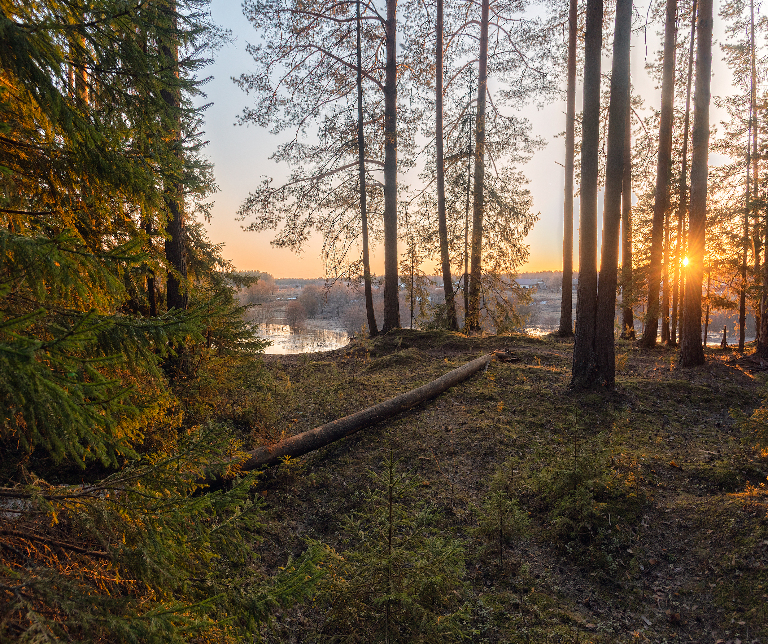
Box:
680;0;712;367
558;0;577;338
750;0;767;356
672;0;697;347
641;0;677;348
558;0;578;337
742;118;752;351
621;97;635;339
357;0;378;337
436;0;458;330
382;0;400;332
571;0;602;386
594;0;632;388
466;0;490;331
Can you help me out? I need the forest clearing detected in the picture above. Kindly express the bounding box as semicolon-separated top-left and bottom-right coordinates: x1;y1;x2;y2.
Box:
3;0;768;640
249;330;768;642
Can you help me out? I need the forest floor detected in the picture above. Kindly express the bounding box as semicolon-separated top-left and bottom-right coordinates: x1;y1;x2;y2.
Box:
248;329;768;643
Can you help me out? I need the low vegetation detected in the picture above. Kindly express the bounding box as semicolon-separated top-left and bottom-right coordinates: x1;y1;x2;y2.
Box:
248;330;768;642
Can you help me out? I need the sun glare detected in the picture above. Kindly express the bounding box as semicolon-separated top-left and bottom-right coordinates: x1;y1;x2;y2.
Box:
682;256;689;267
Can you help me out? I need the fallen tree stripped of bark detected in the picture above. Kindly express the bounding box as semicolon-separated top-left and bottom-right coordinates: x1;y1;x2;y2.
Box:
235;352;496;471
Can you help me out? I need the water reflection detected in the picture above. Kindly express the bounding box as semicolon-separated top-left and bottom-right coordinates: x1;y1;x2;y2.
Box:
254;323;350;355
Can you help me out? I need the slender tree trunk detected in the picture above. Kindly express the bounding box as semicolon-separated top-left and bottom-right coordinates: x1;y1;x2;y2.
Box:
463;80;472;321
160;0;187;312
382;0;400;332
703;267;710;346
357;0;378;337
641;0;677;348
571;0;603;386
680;0;712;368
742;119;752;351
558;0;577;338
752;0;768;356
594;0;633;388
466;0;490;332
672;0;697;347
662;208;671;342
436;0;457;330
621;97;635;339
145;215;157;317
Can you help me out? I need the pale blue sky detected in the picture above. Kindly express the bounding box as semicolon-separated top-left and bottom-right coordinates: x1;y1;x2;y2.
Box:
200;0;735;278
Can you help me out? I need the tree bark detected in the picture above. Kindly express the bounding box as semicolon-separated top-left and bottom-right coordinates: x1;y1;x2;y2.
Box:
594;0;632;388
236;353;495;470
357;0;378;337
641;0;677;348
621;96;635;339
571;0;603;387
382;0;400;332
671;0;697;347
436;0;458;330
752;0;767;357
742;116;752;351
558;0;577;338
466;0;490;332
680;0;712;368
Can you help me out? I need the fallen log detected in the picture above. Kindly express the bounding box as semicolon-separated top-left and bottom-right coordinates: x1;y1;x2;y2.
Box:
236;352;495;471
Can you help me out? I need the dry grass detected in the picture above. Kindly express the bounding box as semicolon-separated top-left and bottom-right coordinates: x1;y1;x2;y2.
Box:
250;330;768;643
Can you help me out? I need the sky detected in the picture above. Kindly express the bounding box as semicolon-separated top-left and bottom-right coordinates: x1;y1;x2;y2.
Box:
199;0;735;279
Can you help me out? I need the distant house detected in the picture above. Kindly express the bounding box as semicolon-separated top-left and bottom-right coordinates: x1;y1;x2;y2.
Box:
515;278;545;290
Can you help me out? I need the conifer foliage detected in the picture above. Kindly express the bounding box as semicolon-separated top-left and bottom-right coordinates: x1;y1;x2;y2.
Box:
1;1;318;641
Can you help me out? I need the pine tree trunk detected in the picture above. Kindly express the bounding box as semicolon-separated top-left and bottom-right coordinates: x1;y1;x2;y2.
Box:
558;0;577;338
621;97;635;339
436;0;458;330
160;0;187;312
466;0;490;332
641;0;677;348
357;0;378;337
594;0;632;388
382;0;400;332
571;0;603;387
752;0;767;357
662;208;671;343
680;0;712;368
671;0;697;347
742;120;752;351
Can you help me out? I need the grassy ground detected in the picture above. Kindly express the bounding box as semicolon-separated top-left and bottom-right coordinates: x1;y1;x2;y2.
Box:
246;330;768;643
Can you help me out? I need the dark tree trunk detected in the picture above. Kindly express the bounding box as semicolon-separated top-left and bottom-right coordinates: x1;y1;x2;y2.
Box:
571;0;603;387
382;0;400;332
357;0;378;337
466;0;490;332
671;0;697;347
662;208;671;343
436;0;458;330
593;0;633;388
752;0;768;357
641;0;677;348
558;0;578;338
621;97;635;339
742;119;752;351
680;0;712;368
145;216;157;317
160;1;187;312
